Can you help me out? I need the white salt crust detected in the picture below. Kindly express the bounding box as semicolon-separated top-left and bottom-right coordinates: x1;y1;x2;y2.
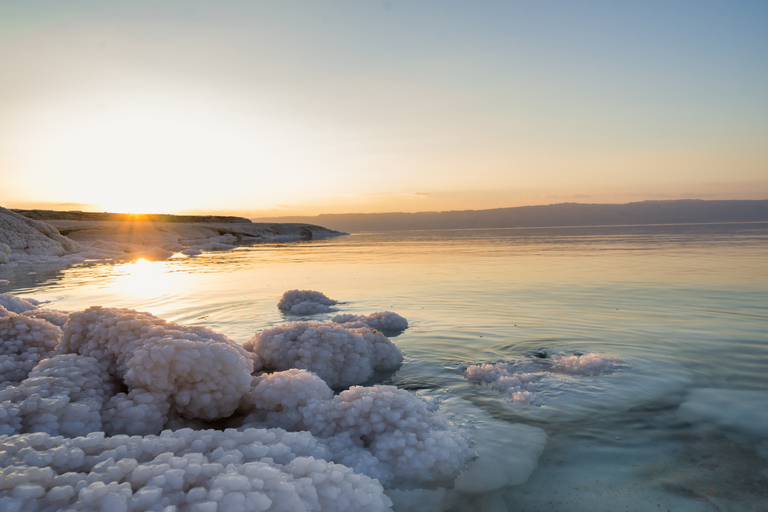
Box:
244;322;403;388
0;314;61;390
1;292;472;502
277;290;338;315
239;378;474;488
0;428;393;512
387;392;547;511
331;311;409;335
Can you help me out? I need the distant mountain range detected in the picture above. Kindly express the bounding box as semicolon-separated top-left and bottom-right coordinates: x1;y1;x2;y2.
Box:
252;200;768;233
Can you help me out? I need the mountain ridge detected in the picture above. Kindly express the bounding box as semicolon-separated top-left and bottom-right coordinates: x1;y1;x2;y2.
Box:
251;199;768;233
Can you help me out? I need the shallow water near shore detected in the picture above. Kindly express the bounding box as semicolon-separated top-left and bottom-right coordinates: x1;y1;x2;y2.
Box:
3;222;768;511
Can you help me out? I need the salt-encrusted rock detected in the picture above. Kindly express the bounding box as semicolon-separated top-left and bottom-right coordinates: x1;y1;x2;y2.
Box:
244;322;403;388
277;290;338;315
0;314;61;390
57;307;254;431
331;311;409;335
0;428;393;512
0;207;81;261
311;386;473;488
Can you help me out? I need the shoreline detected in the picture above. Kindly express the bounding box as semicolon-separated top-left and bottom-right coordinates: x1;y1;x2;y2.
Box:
1;206;345;265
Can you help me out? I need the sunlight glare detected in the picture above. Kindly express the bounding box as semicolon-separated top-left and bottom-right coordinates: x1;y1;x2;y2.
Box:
112;258;178;298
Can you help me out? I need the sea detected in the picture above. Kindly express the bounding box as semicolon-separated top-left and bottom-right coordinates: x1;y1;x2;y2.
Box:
2;222;767;511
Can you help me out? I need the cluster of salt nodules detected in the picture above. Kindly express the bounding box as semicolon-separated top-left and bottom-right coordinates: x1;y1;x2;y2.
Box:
238;369;474;488
56;306;255;435
244;322;403;388
277;289;338;315
1;292;471;507
465;353;625;406
0;427;393;512
331;311;409;334
0;313;60;391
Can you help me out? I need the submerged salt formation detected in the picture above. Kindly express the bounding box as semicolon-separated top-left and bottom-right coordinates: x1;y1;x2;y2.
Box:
676;388;768;442
465;352;692;422
387;392;547;511
277;290;338;315
244;322;403;388
0;292;472;509
0;428;393;512
465;353;625;406
331;311;409;335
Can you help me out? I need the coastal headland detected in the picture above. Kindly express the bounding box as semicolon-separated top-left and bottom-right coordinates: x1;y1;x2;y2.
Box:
0;207;344;264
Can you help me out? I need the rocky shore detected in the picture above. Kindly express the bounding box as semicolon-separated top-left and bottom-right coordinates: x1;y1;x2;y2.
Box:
0;207;345;264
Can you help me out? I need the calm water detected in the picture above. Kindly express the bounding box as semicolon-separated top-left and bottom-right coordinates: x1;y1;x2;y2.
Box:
2;223;768;511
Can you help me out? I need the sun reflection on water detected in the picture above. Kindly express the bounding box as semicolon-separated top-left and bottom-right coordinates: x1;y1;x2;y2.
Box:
112;258;177;297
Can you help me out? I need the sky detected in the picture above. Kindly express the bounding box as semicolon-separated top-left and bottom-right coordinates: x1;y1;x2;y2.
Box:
0;0;766;217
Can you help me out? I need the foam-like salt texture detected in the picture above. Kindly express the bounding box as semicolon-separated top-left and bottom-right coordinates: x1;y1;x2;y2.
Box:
0;314;60;390
244;322;402;388
331;311;409;335
239;381;474;489
0;428;393;512
277;289;338;315
387;391;546;511
0;354;115;436
465;353;692;422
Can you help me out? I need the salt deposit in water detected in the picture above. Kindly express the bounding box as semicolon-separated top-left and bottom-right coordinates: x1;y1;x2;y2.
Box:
465;352;693;422
277;289;338;315
331;311;409;336
0;291;472;510
244;321;403;388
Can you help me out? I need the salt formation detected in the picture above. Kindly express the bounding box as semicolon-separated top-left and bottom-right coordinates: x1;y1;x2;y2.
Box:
387;392;546;511
331;311;409;335
277;290;338;315
0;291;472;508
676;388;768;441
240;380;474;488
0;314;60;390
0;293;41;315
0;207;81;262
239;369;334;432
0;428;393;512
465;353;624;406
57;306;254;434
0;354;115;436
0;244;10;265
1;207;343;265
465;352;692;422
244;322;403;388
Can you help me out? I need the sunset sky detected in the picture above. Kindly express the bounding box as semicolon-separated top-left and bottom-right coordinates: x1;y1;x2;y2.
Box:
1;0;766;217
